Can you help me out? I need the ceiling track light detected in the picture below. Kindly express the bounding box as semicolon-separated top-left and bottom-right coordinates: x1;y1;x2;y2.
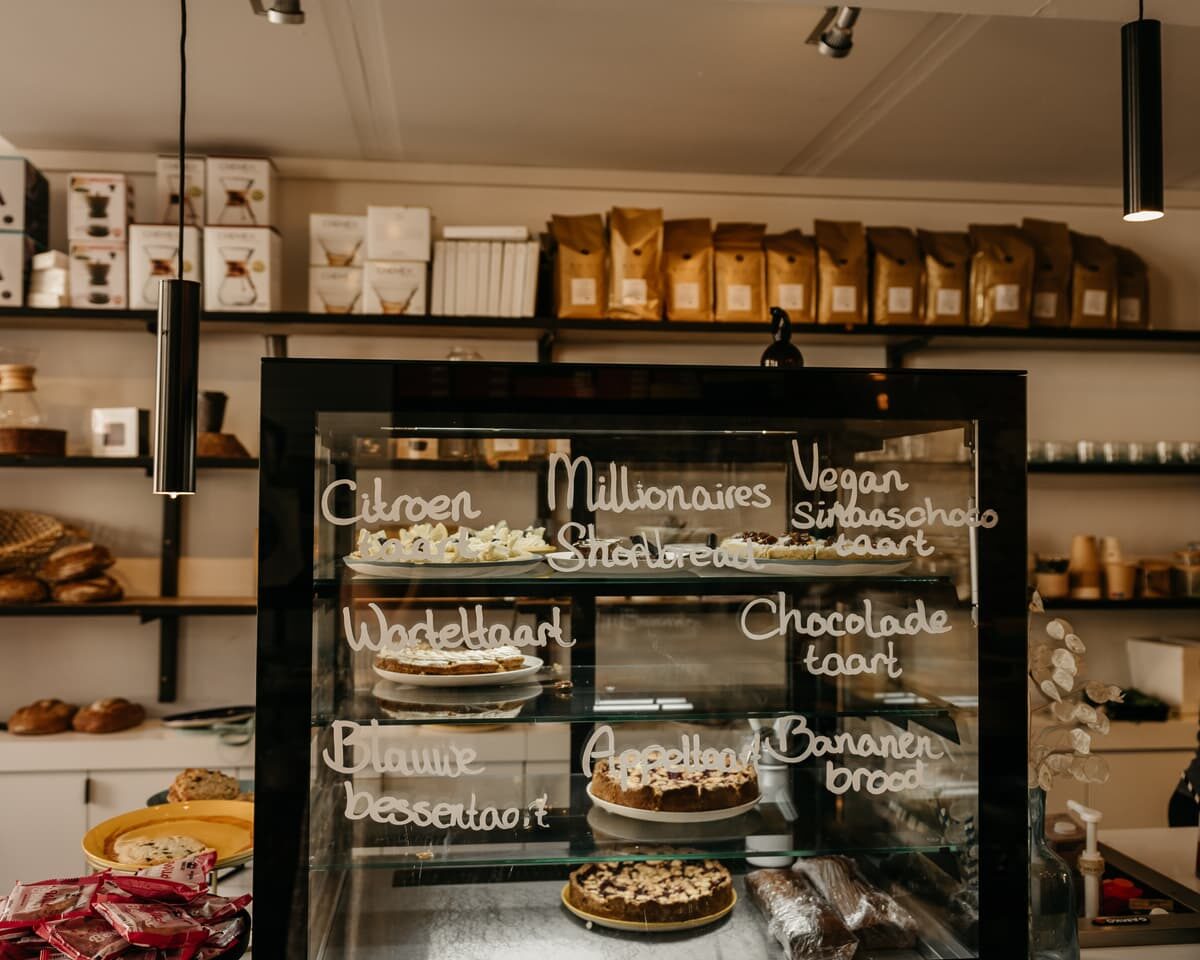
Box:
154;0;201;498
808;6;861;59
249;0;305;25
1122;1;1164;221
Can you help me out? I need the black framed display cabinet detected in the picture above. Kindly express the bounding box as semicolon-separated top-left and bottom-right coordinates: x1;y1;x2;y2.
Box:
255;359;1028;960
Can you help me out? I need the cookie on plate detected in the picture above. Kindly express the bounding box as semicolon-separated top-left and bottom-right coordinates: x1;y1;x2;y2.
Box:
168;768;241;803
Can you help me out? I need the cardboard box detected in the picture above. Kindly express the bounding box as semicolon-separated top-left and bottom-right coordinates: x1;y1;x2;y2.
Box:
0;157;49;244
155;155;206;225
129;224;202;309
362;261;427;315
205;156;276;227
0;232;39;307
310;214;366;266
309;266;364;314
366;206;431;261
67;173;134;242
1127;637;1200;716
203;226;281;312
69;241;128;309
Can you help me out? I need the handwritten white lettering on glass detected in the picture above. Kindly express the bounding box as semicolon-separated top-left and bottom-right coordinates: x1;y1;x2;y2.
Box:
343;603;574;652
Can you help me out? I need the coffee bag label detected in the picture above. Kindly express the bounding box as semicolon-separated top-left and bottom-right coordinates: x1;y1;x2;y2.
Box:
994;284;1020;312
570;277;596;306
777;283;805;310
1033;292;1058;319
935;289;962;316
886;287;913;314
832;285;857;313
673;281;700;310
727;284;752;312
621;278;648;306
1118;297;1141;326
1082;289;1108;316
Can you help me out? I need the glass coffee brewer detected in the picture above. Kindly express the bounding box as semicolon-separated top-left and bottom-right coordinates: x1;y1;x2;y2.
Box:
162;174;199;225
0;355;65;456
141;244;178;306
218;246;258;307
218;177;257;225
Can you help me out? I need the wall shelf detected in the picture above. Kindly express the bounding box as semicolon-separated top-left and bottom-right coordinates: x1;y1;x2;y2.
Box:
2;307;1198;359
0;597;256;619
1029;462;1200;476
1043;598;1200;611
0;455;258;470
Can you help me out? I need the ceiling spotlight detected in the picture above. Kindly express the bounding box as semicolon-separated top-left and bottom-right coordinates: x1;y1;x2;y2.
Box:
809;6;861;59
249;0;305;25
1121;2;1164;221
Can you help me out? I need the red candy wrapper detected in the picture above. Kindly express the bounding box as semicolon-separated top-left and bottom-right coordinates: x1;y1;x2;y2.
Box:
34;917;129;960
202;916;245;952
108;852;216;905
182;895;251;924
0;876;106;932
92;901;205;951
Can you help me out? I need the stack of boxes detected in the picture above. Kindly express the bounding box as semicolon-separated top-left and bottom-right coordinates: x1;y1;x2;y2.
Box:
203;157;281;312
130;156;205;310
0;157;50;308
309;206;430;315
67;173;135;308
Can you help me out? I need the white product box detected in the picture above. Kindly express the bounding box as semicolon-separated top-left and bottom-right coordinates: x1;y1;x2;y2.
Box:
31;250;68;271
67;173;134;242
129;224;202;309
205;156;277;227
203;226;281;312
366;206;431;262
1127;637;1200;716
0;157;49;242
363;261;427;315
68;241;128;309
155;155;206;225
30;267;68;295
91;407;150;457
0;232;37;307
309;266;364;314
310;214;366;267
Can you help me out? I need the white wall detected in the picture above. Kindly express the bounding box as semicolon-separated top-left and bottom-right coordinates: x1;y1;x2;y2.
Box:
3;154;1198;822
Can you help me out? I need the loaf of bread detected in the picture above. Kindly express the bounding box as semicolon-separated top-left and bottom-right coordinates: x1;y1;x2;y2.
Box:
792;856;917;950
0;573;48;604
51;574;123;603
38;542;114;583
72;697;145;734
746;869;858;960
168;768;240;803
8;698;77;735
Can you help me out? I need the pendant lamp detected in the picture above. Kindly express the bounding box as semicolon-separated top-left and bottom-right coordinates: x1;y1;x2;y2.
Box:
1122;2;1164;221
154;0;202;496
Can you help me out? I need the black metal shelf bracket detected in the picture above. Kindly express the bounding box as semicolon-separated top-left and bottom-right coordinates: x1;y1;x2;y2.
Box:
537;330;556;364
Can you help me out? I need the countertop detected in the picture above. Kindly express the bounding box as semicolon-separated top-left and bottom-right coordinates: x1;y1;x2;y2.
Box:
1102;826;1200;899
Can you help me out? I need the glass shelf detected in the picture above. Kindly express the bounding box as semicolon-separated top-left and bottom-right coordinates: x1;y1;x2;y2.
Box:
317;670;972;730
308;774;968;872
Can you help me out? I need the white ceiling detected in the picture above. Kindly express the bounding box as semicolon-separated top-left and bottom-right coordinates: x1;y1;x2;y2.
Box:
0;0;1196;187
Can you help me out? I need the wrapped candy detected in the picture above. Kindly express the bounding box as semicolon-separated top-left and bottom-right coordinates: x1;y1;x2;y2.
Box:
0;876;106;932
182;895;251;924
92;901;205;952
108;852;216;904
33;917;129;960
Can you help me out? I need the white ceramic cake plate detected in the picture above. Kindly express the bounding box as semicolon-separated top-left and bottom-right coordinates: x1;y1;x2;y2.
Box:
586;785;761;823
372;655;544;688
561;885;737;933
343;555;545;579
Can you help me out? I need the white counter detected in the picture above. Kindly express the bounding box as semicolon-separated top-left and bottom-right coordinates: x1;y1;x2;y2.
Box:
1102;826;1200;899
0;719;254;771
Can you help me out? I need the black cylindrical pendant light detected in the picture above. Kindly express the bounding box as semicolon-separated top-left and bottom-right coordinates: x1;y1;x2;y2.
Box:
1122;7;1164;221
154;0;202;496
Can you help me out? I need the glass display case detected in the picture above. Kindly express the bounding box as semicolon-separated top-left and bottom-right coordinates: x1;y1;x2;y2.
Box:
255;360;1028;959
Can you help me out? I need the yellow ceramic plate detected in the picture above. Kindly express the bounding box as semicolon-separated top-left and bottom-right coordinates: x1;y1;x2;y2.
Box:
560;885;736;932
82;799;254;872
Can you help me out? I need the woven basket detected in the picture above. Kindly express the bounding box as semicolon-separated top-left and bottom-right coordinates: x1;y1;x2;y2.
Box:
0;510;64;570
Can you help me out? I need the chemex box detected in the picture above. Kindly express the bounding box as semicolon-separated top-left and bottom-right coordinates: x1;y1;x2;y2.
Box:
204;226;281;312
309;266;364;314
69;242;128;309
0;232;41;308
206;156;276;227
310;214;366;267
366;206;431;262
155;155;206;225
363;261;427;315
129;224;202;309
67;173;134;242
0;157;49;244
